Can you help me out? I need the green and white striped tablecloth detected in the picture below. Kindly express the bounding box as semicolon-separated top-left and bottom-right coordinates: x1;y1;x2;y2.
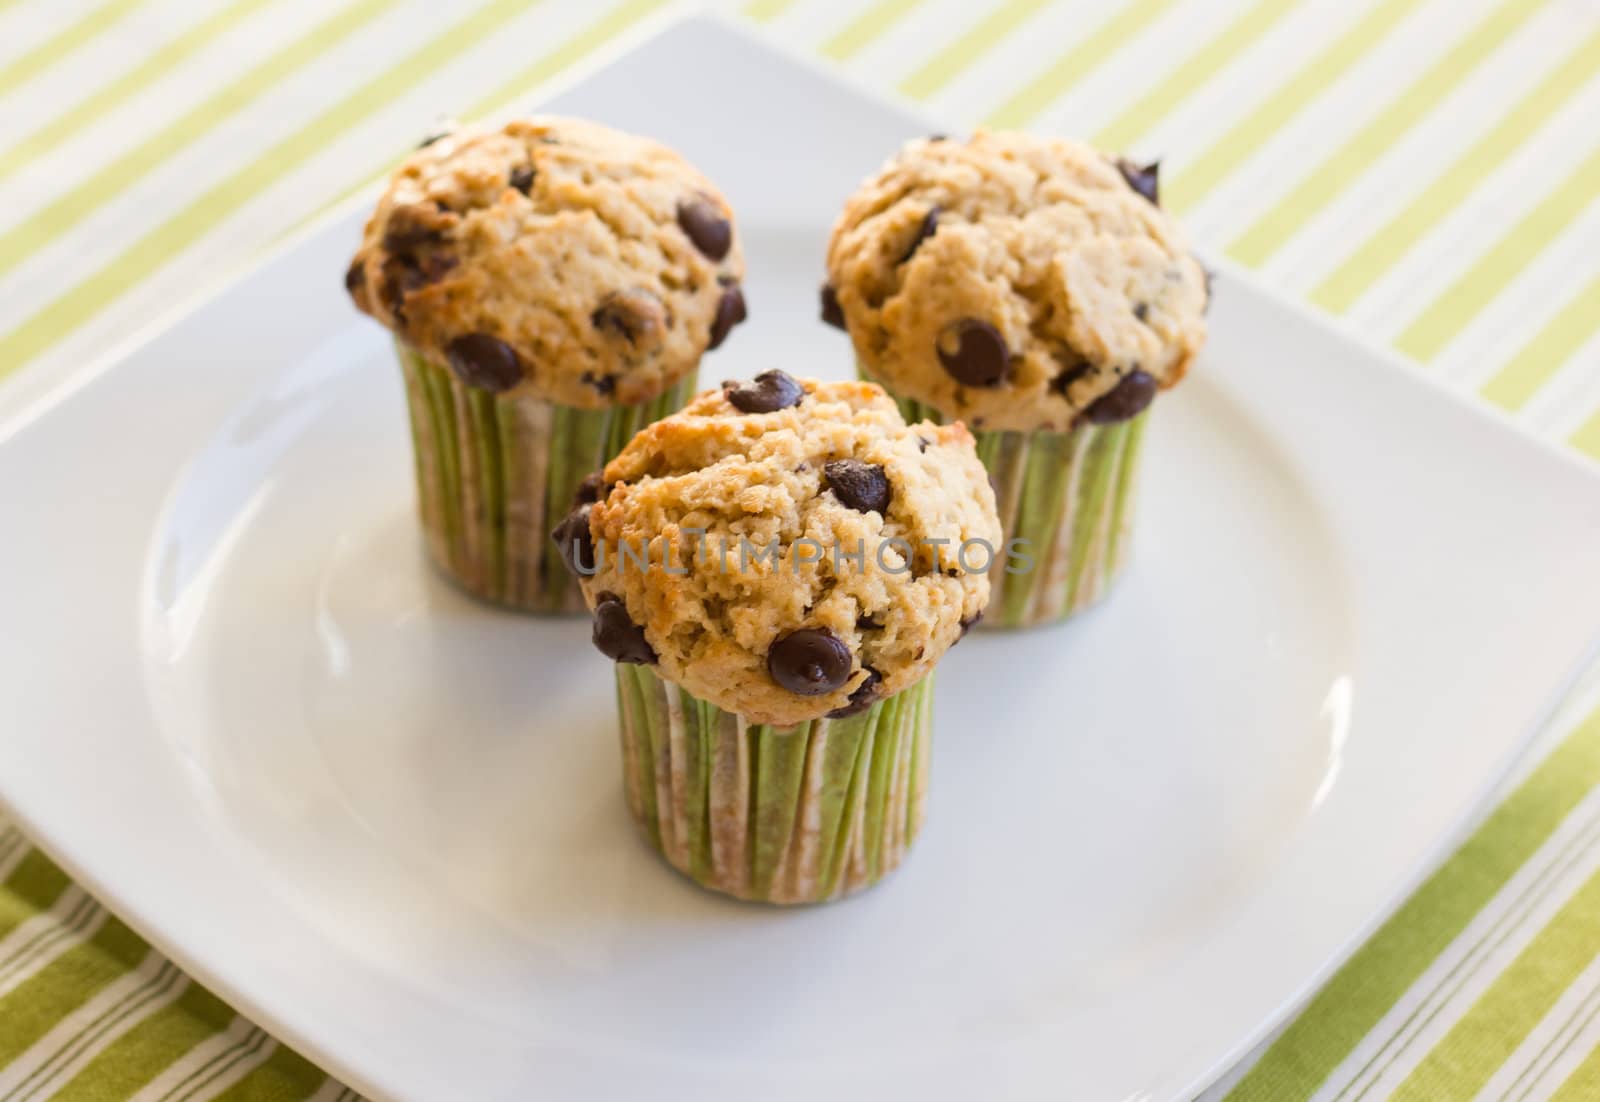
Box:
0;0;1596;1098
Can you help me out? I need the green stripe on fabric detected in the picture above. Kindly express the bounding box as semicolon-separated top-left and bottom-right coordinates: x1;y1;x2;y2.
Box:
742;0;795;21
50;982;235;1102
0;850;72;940
1311;28;1600;315
1225;701;1600;1101
898;0;1052;101
0;912;147;1066
1167;0;1425;213
1552;1037;1600;1102
820;0;926;61
984;0;1176;128
0;0;277;187
1228;0;1546;266
1482;272;1600;411
209;1035;329;1101
1391;865;1600;1100
0;0;399;283
1092;0;1301;152
0;0;544;379
1570;407;1600;462
0;0;143;98
1394;143;1600;362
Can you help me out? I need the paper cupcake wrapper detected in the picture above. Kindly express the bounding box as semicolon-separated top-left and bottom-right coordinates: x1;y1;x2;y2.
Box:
861;365;1148;628
397;341;694;614
614;665;933;904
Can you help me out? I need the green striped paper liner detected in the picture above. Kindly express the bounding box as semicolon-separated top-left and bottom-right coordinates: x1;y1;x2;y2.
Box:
615;665;933;904
396;341;693;614
860;367;1148;628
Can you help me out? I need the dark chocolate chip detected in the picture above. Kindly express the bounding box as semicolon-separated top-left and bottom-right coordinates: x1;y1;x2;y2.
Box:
509;165;535;194
900;205;940;264
552;505;595;576
725;369;803;414
1116;157;1160;206
936;319;1010;387
827;668;882;718
592;594;656;664
444;333;522;393
677;196;732;261
768;629;852;696
574;471;606;506
1052;360;1094;396
592;288;664;347
823;459;890;515
707;284;746;350
582;371;617;396
856;615;883;631
1133;302;1149;322
916;435;930;452
344;257;364;297
1083;369;1157;424
958;611;982;638
820;283;846;331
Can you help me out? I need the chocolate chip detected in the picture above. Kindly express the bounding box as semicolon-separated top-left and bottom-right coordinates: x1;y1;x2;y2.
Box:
937;319;1010;387
725;369;803;414
820;283;846;331
824;459;890;515
856;615;882;631
582;371;617;396
1083;369;1157;424
1133;302;1149;322
768;629;852;696
592;594;656;664
958;611;982;638
827;668;882;718
552;505;595;576
592;288;664;347
344;257;364;298
900;205;940;264
1052;360;1094;396
509;165;535;194
444;333;522;393
574;471;607;506
1116;157;1160;206
707;284;746;350
677;196;731;261
916;435;930;452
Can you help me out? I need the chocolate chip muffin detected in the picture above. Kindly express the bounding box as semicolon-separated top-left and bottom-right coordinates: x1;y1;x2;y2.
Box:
346;115;746;613
557;372;999;903
823;131;1208;627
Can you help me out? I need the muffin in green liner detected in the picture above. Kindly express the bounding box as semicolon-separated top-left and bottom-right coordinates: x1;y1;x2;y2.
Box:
863;370;1148;627
825;131;1208;627
398;342;696;612
616;665;931;903
556;373;999;904
347;115;748;612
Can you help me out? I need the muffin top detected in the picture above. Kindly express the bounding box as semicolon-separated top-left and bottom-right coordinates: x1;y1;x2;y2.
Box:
823;131;1207;434
558;373;999;727
346;116;746;409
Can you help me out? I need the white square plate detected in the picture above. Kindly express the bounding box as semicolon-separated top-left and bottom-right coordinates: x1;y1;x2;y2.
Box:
4;13;1600;1101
